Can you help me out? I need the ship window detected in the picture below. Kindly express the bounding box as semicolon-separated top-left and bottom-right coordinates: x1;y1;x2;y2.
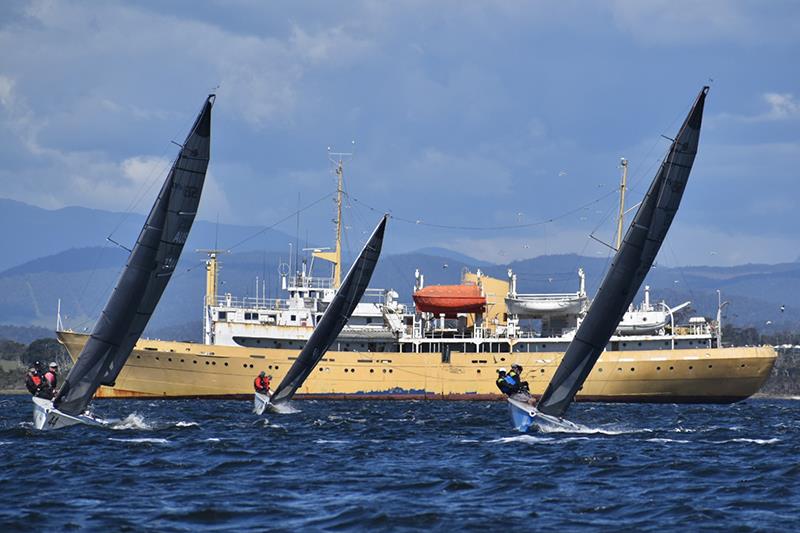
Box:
617;368;622;372
268;365;273;369
224;362;228;366
740;363;745;367
656;366;661;371
383;369;387;373
351;368;356;373
622;343;627;347
370;369;374;373
637;342;642;346
630;368;635;372
212;361;216;365
155;357;159;361
181;359;185;363
249;364;254;368
708;364;713;368
688;366;693;370
290;315;296;321
477;369;481;374
205;361;209;365
193;360;197;364
319;368;323;372
389;369;393;373
136;355;140;359
168;358;172;362
669;366;674;370
598;368;603;372
243;364;247;368
218;311;227;320
345;368;349;373
366;317;372;324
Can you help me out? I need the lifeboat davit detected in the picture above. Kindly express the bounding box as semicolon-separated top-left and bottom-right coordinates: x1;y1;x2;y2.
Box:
413;285;486;316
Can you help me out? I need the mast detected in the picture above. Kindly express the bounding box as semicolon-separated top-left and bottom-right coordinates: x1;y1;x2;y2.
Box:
616;158;628;250
313;150;350;289
198;248;227;345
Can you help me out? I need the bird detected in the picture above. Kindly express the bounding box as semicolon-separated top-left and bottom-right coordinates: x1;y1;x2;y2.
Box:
442;263;448;270
780;305;785;313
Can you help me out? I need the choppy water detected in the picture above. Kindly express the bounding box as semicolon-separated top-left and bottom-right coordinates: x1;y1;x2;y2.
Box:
1;396;798;531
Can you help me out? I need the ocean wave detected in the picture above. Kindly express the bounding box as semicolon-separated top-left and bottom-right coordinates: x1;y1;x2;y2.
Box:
647;437;691;444
108;437;169;444
175;421;200;428
111;413;153;430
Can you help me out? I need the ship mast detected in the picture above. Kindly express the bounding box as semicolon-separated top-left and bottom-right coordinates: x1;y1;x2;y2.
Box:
616;158;628;250
314;149;351;289
198;248;228;345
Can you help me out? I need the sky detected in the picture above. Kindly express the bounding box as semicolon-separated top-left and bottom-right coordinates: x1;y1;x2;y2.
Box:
0;0;798;266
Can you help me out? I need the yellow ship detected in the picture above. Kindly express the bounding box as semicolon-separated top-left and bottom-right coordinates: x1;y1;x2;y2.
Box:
57;158;776;402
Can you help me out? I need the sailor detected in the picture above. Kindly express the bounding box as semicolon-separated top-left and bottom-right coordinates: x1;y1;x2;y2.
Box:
24;364;53;399
495;368;515;395
254;371;272;395
507;363;529;393
44;362;59;391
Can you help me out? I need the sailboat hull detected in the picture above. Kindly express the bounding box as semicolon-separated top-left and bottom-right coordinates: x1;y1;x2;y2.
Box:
32;397;106;431
507;394;582;432
253;391;271;415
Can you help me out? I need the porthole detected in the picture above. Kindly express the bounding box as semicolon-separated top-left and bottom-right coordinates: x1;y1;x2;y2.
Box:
740;363;746;368
268;365;273;370
389;369;393;373
688;366;693;370
617;368;622;372
155;357;159;361
275;366;279;370
598;368;603;373
319;368;324;372
669;366;674;371
136;355;141;359
193;360;197;364
212;361;216;365
224;362;228;367
656;366;661;371
205;361;209;365
708;364;713;369
630;368;635;372
181;359;185;363
168;358;172;362
345;368;349;373
351;368;355;373
383;369;387;373
540;369;545;373
477;369;481;374
249;364;254;369
243;364;247;368
370;369;374;373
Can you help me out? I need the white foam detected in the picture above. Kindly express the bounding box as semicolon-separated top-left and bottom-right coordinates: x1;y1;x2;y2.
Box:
270;402;300;414
726;438;780;445
490;435;554;444
108;437;169;444
111;413;152;430
175;421;199;428
204;438;221;442
314;439;349;444
647;437;691;444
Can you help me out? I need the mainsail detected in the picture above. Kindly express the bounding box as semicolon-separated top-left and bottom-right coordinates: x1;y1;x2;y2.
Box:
536;86;709;418
270;215;388;404
54;95;214;416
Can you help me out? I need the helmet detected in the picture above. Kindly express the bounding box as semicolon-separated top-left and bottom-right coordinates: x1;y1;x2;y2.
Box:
511;363;522;371
49;362;58;369
497;367;507;374
259;371;266;377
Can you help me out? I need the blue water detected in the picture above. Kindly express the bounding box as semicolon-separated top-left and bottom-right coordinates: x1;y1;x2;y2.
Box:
1;397;798;531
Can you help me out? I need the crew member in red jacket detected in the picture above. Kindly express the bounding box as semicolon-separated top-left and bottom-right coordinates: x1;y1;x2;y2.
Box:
254;371;272;396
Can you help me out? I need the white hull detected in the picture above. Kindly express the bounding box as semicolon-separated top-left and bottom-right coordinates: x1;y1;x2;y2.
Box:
505;295;585;317
32;397;106;431
507;394;579;432
253;391;271;415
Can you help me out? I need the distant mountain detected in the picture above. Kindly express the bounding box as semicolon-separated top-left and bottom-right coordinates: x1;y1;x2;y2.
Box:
0;197;297;272
1;244;798;337
411;247;493;268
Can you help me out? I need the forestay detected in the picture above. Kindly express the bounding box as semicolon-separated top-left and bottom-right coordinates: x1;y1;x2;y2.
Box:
54;95;214;417
536;87;709;418
270;215;388;404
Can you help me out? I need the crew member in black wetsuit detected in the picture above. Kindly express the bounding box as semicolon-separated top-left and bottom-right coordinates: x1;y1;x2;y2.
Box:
507;364;529;394
495;368;515;395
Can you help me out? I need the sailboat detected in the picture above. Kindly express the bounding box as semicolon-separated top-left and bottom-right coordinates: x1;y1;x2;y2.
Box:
508;86;709;431
255;214;387;413
33;95;215;430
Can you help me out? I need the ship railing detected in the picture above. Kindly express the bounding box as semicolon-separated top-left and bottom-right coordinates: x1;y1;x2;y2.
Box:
510;292;584;301
213;295;292;311
288;275;333;289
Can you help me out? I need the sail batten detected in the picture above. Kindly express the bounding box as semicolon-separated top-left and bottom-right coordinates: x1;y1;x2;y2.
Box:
536;87;708;418
270;216;388;405
54;95;214;416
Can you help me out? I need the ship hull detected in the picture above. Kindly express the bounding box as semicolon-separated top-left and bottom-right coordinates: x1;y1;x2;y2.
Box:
57;331;776;403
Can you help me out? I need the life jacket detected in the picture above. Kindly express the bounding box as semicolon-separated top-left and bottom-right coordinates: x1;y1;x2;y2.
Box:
45;371;57;389
504;375;517;386
507;370;521;384
25;373;40;395
254;376;269;392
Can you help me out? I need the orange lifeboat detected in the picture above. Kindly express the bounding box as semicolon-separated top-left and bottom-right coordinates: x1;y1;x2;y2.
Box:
413;285;486;316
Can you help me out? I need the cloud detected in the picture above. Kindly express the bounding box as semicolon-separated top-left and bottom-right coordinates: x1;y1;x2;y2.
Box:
714;92;800;123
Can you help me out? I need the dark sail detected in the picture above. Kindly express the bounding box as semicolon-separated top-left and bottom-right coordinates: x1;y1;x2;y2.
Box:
54;95;214;416
270;215;387;404
536;87;708;418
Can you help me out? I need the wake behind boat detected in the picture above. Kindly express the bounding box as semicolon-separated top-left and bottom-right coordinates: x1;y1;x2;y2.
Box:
509;86;710;431
33;95;214;430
